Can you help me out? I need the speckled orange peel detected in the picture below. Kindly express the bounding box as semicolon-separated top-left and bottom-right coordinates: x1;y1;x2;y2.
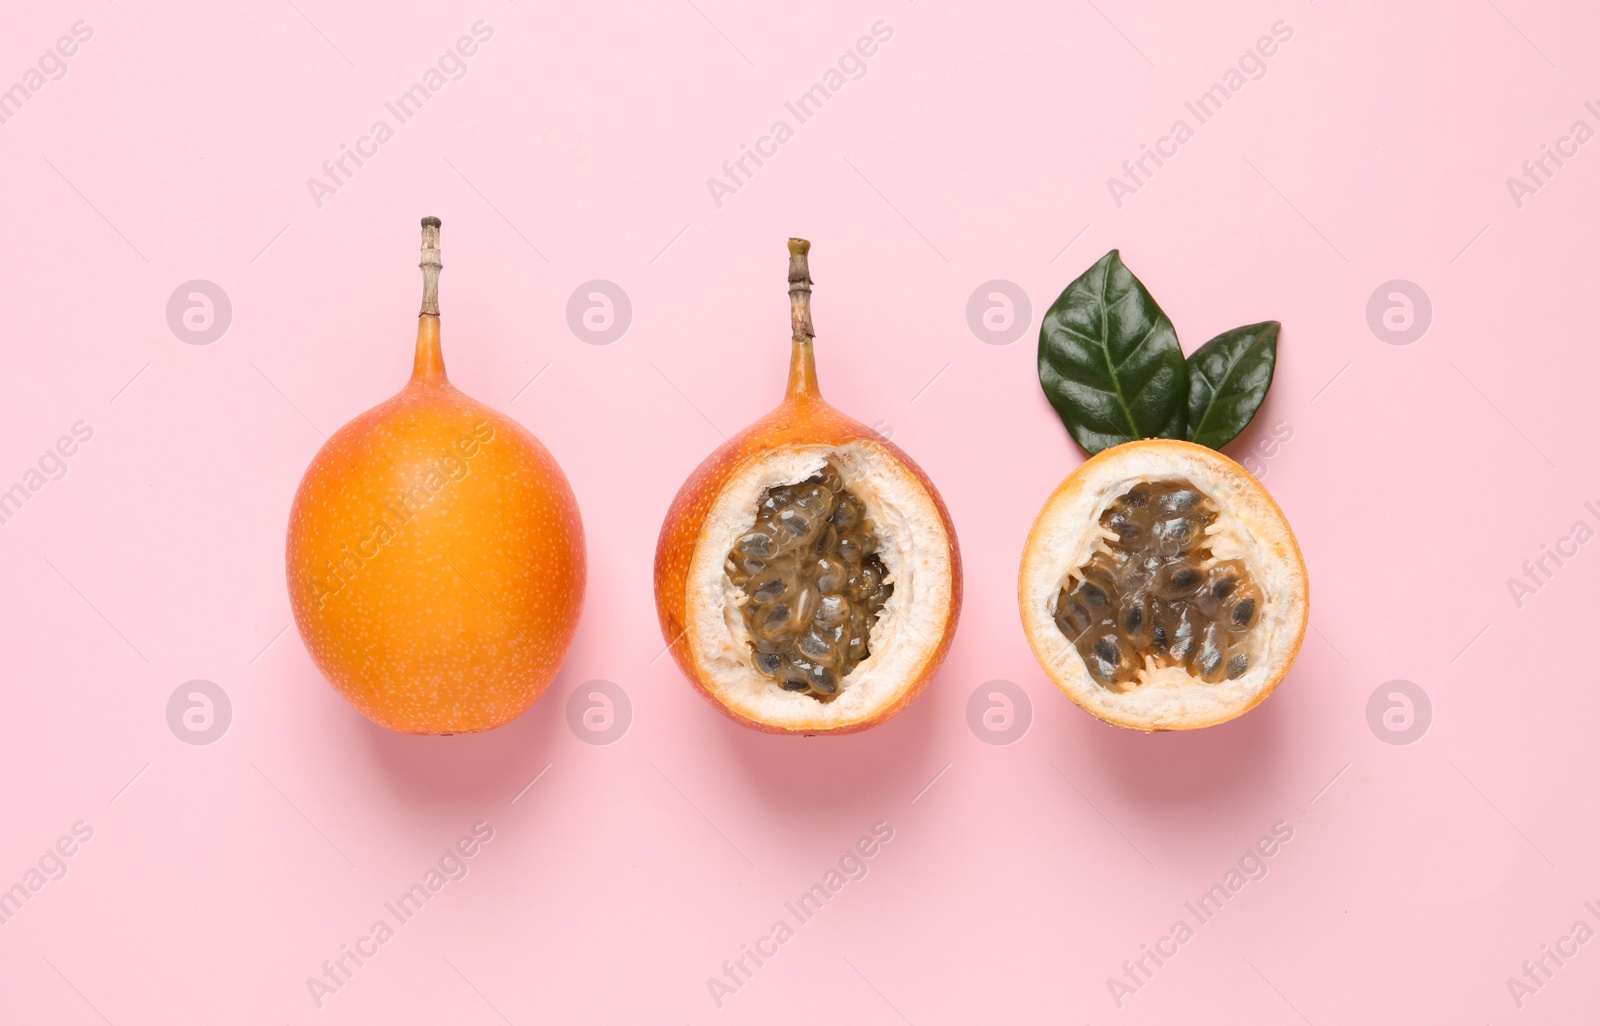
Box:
1019;250;1308;732
286;217;585;734
653;239;961;734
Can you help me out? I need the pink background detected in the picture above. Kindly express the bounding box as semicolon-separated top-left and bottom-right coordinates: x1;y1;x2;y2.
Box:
2;0;1598;1022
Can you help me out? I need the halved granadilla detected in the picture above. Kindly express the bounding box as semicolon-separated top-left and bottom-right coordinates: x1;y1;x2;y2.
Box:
1019;250;1308;731
654;241;961;734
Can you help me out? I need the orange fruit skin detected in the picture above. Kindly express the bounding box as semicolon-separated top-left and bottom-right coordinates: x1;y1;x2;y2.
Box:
286;336;584;735
653;367;963;734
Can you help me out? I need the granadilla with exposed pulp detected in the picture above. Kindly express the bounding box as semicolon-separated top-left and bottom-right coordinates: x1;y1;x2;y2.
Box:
654;240;961;734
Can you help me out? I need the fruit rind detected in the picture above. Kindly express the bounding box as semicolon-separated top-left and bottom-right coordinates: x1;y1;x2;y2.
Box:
1018;439;1307;731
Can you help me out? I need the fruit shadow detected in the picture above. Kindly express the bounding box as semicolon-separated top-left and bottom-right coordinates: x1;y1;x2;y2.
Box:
1069;683;1287;811
712;678;943;828
355;671;570;808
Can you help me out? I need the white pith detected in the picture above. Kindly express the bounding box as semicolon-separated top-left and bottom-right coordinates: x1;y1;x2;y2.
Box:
685;440;953;731
1020;444;1307;731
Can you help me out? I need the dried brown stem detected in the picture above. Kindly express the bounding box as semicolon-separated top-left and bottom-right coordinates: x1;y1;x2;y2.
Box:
787;237;813;343
419;216;442;317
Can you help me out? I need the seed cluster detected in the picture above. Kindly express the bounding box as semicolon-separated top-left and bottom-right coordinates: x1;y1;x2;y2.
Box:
1053;479;1261;690
726;464;893;699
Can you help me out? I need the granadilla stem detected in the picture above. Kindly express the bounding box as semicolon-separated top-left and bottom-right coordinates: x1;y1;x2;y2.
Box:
787;237;813;342
785;238;820;398
419;216;443;317
412;216;447;383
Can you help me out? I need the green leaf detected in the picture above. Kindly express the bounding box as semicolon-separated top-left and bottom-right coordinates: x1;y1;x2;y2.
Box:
1037;250;1188;454
1184;321;1279;450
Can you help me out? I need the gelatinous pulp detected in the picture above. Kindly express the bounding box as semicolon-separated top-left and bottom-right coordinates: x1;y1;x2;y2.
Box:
1053;479;1261;690
726;464;892;699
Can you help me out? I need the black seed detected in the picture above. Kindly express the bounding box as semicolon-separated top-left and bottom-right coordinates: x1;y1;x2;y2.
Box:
755;652;783;675
1080;582;1108;607
738;532;773;557
1226;654;1249;679
762;604;789;631
1095;637;1119;664
1231;598;1257;627
810;668;838;695
1152;626;1168;651
1105;513;1141;543
1212;577;1237;599
776;510;809;536
1171;567;1200;590
799;631;834;662
797;485;832;514
781;678;810;691
1155;518;1197;550
1123;606;1142;634
1059;598;1093;637
1199;647;1222;675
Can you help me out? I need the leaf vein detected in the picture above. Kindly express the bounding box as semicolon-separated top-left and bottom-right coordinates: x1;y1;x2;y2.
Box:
1112;321;1162;370
1189;326;1274;445
1096;258;1140;438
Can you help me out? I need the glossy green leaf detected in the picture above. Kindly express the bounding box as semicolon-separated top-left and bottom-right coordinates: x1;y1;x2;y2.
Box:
1184;321;1279;450
1037;250;1188;454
